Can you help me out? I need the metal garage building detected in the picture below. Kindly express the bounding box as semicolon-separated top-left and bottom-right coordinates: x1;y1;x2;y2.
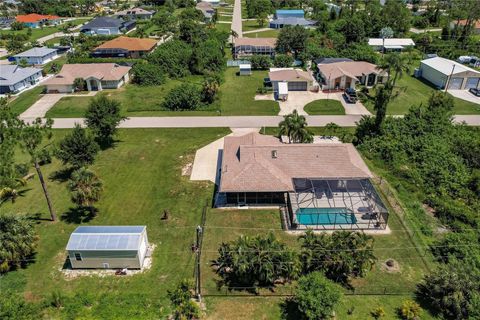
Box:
66;226;149;269
419;57;480;90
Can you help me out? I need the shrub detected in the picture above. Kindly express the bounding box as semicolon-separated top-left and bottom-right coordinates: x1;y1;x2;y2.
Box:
0;215;36;273
73;77;86;92
399;300;422;320
249;55;271;70
148;39;192;78
201;76;220;104
273;54;294;68
371;307;386;319
293;272;342;320
56;124;99;168
161;83;203;111
131;63;166;86
167;279;200;320
85;95;125;145
10;21;24;31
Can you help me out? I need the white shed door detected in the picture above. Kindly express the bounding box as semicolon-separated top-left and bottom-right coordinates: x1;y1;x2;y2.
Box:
465;77;480;89
448;77;463;90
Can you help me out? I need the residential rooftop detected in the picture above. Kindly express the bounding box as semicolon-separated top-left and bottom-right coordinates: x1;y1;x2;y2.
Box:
317;61;385;80
268;69;314;82
234;37;277;47
44;63;131;85
0;65;42;86
13;46;57;57
95;36;157;51
421;56;480;76
16;13;60;23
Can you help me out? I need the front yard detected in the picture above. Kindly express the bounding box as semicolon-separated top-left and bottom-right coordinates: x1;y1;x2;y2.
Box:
304;99;346;115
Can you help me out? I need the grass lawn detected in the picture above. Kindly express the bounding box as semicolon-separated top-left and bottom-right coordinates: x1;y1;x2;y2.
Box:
304;99;346;115
242;20;269;32
364;75;480;115
0;19;89;41
43;37;64;46
244;29;280;38
46;69;279;117
7;86;44;115
0;128;230;318
215;22;232;33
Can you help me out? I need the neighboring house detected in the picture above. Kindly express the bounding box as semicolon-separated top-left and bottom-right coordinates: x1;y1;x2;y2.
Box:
92;36;157;58
201;0;220;7
43;63;131;93
66;226;149;269
0;17;14;29
0;64;43;94
13;47;58;65
317;60;388;90
216;132;389;230
419;56;480;90
80;17;136;35
450;19;480;34
15;13;62;28
368;38;415;52
314;57;353;65
325;3;341;15
114;7;155;20
196;1;215;22
268;68;315;99
269;9;316;29
233;37;276;59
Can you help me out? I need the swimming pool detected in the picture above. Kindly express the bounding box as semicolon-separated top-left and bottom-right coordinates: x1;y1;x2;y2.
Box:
296;207;357;225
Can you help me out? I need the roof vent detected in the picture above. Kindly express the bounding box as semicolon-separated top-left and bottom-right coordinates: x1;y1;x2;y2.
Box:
271;150;278;158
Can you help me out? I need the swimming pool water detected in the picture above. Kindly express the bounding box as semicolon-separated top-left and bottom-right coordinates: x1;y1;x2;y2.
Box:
296;207;357;225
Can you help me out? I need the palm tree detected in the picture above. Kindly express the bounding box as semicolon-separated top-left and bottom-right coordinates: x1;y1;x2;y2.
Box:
68;168;103;214
230;29;238;39
377;53;411;88
278;110;313;143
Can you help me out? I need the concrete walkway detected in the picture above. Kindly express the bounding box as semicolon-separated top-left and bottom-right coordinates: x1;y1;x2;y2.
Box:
243;27;273;34
231;0;243;38
47;115;480;129
190;128;260;183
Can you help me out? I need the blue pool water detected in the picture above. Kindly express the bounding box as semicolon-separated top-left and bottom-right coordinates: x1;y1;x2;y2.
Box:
296;207;357;225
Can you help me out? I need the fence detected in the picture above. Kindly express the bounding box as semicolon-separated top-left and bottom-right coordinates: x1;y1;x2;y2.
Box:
226;59;250;67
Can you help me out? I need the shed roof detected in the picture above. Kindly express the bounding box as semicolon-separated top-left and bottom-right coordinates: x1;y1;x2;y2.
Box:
0;65;42;86
421;56;480;76
13;46;57;58
66;226;146;251
114;7;154;15
219;133;372;192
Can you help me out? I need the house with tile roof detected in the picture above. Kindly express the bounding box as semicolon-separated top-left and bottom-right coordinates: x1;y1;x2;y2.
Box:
317;60;388;90
114;7;155;20
216;132;389;230
196;1;215;22
13;47;58;65
92;36;158;58
43;63;131;93
15;13;62;28
0;64;43;94
233;37;277;59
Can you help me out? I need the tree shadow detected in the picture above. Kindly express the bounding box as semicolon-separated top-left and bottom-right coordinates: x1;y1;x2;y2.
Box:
97;138;122;151
280;298;303;320
27;212;54;223
49;167;74;183
61;206;97;224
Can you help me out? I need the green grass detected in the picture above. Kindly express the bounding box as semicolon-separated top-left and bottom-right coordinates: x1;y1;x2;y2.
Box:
304;99;345;115
215;22;232;33
46;69;279;117
8;86;44;115
244;29;280;38
364;75;480;115
43;37;64;46
242;20;269;32
0;19;89;41
0;128;230;318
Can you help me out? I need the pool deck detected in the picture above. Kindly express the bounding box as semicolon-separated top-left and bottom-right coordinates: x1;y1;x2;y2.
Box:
285;224;391;235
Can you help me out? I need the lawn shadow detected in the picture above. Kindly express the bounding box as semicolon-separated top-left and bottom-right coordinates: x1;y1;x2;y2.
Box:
61;206;98;224
49;167;74;182
280;298;303;320
28;212;54;223
98;138;122;151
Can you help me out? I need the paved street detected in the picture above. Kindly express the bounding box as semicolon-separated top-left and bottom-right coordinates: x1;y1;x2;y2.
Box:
231;0;243;37
45;115;480;129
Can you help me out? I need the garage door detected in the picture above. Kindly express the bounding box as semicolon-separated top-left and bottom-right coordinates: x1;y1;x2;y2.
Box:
465;77;480;89
288;81;307;91
448;77;463;90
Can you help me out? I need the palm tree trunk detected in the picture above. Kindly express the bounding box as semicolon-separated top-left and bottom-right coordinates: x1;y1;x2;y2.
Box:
34;161;56;221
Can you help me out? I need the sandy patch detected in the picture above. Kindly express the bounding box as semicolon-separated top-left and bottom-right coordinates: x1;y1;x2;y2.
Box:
381;259;400;273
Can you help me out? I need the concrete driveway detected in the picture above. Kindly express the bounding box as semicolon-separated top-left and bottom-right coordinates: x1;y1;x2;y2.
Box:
20;94;65;119
190;128;260;183
231;0;243;38
448;90;480;105
336;92;372;115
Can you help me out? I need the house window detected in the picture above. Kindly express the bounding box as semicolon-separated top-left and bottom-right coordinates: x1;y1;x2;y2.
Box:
74;253;82;261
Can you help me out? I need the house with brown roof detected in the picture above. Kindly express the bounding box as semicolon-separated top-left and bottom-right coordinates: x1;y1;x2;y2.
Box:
114;7;155;20
44;63;131;93
268;68;316;100
217;132;388;230
451;19;480;34
317;60;388;90
196;2;215;22
16;13;62;28
92;36;158;58
233;37;277;59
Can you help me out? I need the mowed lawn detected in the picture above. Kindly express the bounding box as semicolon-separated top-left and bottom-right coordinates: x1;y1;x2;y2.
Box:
364;74;480;115
46;69;279;117
0;128;230;318
244;29;280;38
304;99;346;115
0;18;89;41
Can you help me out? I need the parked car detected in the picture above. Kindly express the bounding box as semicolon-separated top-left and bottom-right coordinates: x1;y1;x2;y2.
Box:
469;88;480;97
344;88;358;103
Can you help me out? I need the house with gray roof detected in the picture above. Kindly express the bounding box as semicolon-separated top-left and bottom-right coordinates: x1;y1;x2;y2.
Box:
13;47;58;65
66;226;149;269
114;7;155;20
80;16;136;35
269;9;316;29
0;64;43;94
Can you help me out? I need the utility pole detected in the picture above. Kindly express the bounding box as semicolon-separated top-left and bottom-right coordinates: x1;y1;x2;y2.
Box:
444;64;456;93
194;225;203;303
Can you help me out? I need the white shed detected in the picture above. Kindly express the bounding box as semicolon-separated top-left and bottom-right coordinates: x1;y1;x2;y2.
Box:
278;81;288;100
239;64;252;76
420;57;480;90
66;226;149;269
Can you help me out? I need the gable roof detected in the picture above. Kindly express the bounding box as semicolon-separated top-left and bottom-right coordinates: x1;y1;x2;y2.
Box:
317;61;386;80
234;37;277;48
114;7;154;15
43;63;131;85
13;46;57;58
314;57;353;65
95;36;157;52
196;1;214;10
421;56;480;76
81;16;124;29
66;226;146;251
270;17;315;27
16;13;60;23
0;65;42;86
219;133;372;192
268;69;314;82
